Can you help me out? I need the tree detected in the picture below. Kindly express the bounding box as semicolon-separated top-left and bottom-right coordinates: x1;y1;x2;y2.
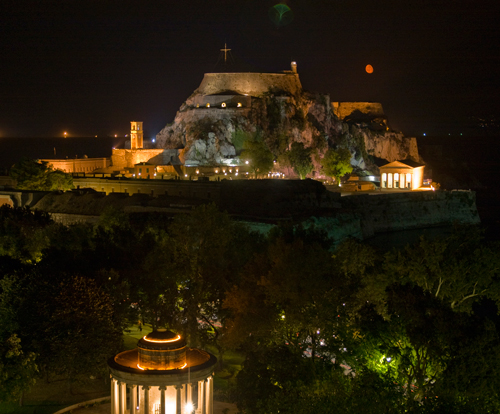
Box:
287;142;313;179
321;147;353;184
9;157;73;191
382;227;500;313
0;205;53;263
0;334;37;404
240;137;274;178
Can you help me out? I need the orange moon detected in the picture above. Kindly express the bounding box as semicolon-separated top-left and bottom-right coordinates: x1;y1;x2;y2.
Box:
365;64;374;74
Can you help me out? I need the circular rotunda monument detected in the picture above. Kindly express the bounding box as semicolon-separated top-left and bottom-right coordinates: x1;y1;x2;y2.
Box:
109;329;217;414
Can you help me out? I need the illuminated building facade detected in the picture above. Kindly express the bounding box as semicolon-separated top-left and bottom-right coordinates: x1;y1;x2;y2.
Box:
131;121;144;150
379;160;424;190
108;329;217;414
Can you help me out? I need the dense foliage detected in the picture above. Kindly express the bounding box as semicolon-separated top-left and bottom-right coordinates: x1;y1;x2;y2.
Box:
9;158;74;191
0;204;499;411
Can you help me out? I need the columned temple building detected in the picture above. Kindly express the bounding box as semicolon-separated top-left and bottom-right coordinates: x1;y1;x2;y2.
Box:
108;329;217;414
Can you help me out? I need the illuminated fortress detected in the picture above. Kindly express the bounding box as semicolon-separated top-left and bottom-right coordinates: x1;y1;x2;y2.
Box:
108;329;217;414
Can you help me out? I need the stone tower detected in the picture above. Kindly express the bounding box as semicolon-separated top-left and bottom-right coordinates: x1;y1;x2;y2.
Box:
131;121;144;150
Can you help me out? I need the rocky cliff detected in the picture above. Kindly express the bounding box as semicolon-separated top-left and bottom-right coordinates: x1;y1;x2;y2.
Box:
156;65;421;175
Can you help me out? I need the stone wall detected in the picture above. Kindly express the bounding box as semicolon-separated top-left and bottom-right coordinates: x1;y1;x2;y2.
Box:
332;102;385;120
111;149;165;169
341;190;480;238
195;72;302;97
41;157;110;173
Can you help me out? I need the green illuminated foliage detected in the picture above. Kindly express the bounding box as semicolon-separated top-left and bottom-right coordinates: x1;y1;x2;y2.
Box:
9;157;73;191
240;137;274;177
321;147;353;184
0;334;37;403
286;142;313;179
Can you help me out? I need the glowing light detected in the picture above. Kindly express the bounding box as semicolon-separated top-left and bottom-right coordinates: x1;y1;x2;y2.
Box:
137;364;145;370
365;64;374;74
185;174;188;177
245;160;249;165
185;402;194;414
180;363;187;369
196;170;199;174
142;334;181;343
237;102;242;107
63;132;67;138
114;134;117;137
206;103;210;108
221;102;226;108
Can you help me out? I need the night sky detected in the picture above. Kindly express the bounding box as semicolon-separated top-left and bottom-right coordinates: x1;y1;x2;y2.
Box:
1;0;498;139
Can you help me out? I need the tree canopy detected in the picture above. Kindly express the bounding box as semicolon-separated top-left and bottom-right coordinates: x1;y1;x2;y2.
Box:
9;158;73;191
321;147;353;184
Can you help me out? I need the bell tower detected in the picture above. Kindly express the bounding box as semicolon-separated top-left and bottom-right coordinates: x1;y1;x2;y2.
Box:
130;121;144;149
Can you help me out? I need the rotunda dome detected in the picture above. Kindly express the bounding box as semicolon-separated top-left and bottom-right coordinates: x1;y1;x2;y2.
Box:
138;329;187;370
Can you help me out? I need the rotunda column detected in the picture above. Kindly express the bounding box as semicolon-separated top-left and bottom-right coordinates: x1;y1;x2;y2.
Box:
111;377;119;414
160;385;167;414
119;381;126;414
175;385;183;414
129;384;137;414
142;385;150;414
201;379;207;414
207;376;213;414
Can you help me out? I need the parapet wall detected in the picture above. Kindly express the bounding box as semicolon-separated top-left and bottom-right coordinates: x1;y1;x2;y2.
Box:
111;149;165;169
332;102;384;120
341;190;480;238
195;72;302;97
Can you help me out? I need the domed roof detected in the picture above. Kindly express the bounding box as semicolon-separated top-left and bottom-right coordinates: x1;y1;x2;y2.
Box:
138;329;186;351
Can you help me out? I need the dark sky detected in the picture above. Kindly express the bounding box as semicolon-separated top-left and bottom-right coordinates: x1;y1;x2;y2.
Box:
0;0;498;138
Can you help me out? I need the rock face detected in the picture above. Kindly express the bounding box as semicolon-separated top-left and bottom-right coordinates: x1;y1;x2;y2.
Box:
156;64;422;175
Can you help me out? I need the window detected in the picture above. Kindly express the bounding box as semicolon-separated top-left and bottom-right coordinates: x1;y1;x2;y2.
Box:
381;173;387;188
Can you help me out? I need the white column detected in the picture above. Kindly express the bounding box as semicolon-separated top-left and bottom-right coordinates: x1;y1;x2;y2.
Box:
207;377;213;414
176;385;182;414
142;386;150;414
129;384;137;414
160;386;167;414
119;382;126;414
201;380;207;414
111;378;118;414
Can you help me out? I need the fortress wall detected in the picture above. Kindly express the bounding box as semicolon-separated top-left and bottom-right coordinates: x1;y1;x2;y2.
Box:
193;95;252;107
196;73;302;97
111;149;165;169
332;102;384;119
341;190;480;238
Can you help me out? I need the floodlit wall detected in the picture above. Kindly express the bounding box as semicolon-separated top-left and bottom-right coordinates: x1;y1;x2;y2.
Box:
42;158;110;173
332;102;384;120
196;72;302;97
